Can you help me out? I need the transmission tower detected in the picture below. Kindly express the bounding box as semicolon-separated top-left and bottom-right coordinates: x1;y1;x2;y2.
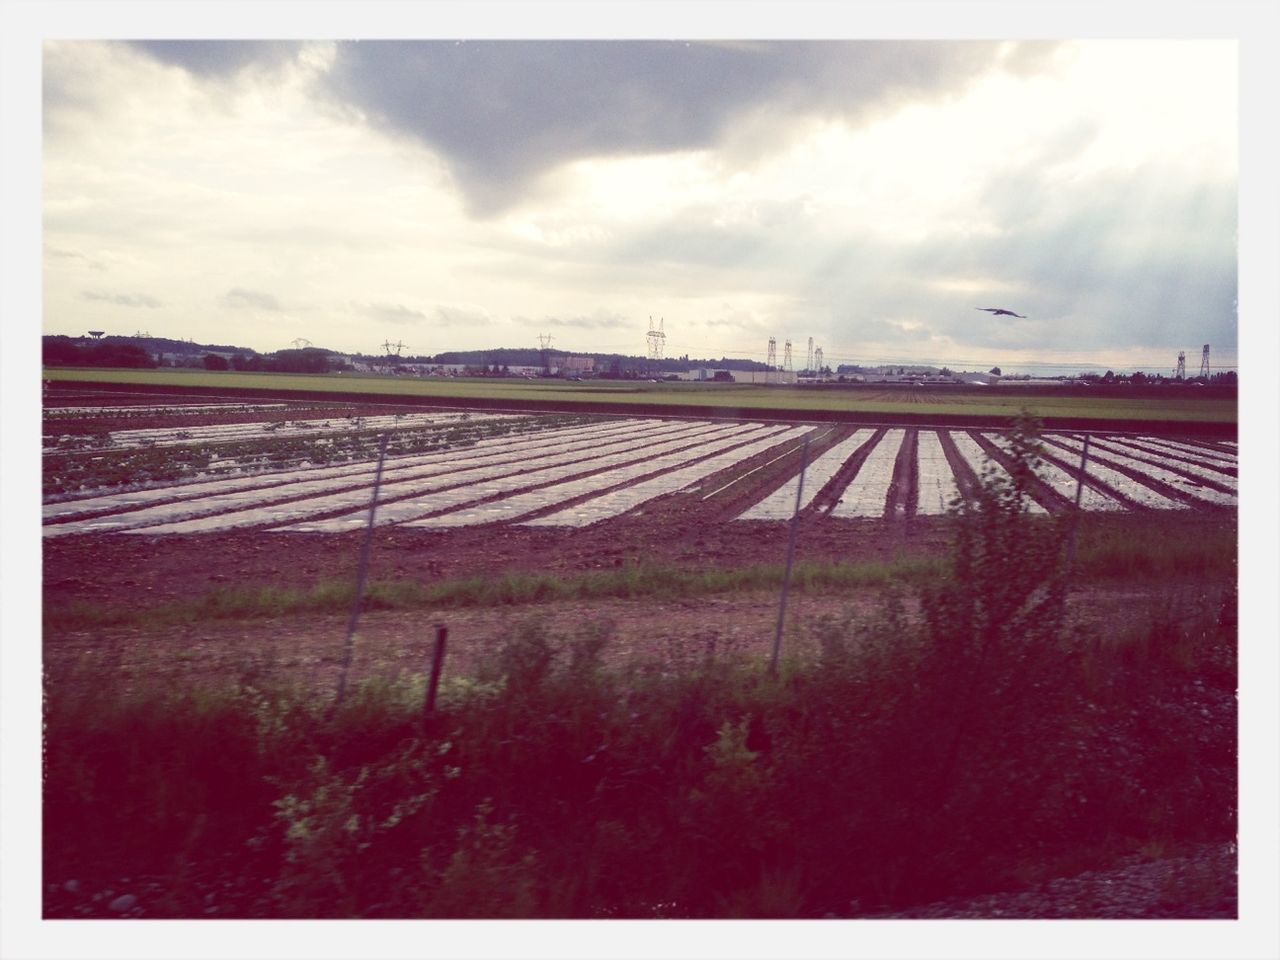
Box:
805;337;814;374
382;340;405;356
291;338;313;350
766;337;777;382
783;340;793;374
646;317;666;363
814;346;823;374
1175;351;1186;380
1198;344;1210;379
538;334;554;374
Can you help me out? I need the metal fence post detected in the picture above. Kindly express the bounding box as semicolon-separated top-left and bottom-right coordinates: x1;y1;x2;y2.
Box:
1066;434;1091;570
424;624;448;719
771;435;810;675
334;431;391;708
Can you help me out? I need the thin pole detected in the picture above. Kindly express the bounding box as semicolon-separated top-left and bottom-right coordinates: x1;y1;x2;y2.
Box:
771;435;810;674
424;624;448;719
1065;434;1091;569
335;431;391;707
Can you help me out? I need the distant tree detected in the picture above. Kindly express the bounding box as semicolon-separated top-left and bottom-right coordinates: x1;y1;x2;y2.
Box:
1131;370;1148;385
988;366;1002;376
1103;370;1115;383
267;348;330;374
42;336;83;366
202;353;230;371
82;342;156;368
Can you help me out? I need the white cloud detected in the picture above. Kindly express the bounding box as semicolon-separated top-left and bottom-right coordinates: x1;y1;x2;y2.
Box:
41;39;1238;370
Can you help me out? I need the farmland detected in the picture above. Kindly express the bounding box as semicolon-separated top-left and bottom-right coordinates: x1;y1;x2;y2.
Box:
42;379;1236;538
41;378;1238;920
42;365;1239;425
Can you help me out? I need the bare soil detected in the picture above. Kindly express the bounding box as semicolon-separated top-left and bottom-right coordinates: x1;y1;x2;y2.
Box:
45;575;1228;699
42;387;1236;692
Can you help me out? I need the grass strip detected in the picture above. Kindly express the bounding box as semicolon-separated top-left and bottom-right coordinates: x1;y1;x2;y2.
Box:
44;529;1235;632
44;366;1238;423
45;557;947;631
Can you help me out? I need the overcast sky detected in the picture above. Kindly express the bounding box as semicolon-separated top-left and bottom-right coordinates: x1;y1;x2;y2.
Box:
42;38;1238;372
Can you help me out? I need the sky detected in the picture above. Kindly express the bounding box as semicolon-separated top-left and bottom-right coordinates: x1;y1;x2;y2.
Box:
41;37;1240;374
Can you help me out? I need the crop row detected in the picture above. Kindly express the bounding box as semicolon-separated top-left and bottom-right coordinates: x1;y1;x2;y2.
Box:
42;417;1237;537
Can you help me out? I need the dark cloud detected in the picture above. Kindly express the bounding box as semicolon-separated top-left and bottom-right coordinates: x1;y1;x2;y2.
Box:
81;290;160;308
128;41;302;78
322;40;1028;216
222;288;282;311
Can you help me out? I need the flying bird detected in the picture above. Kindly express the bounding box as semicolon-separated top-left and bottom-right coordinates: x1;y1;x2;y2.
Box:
976;307;1027;318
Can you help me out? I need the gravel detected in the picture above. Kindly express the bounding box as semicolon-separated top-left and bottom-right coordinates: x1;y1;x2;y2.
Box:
861;841;1237;919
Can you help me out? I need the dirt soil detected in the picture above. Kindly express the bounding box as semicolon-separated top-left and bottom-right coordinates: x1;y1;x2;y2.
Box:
43;514;1232;697
45;574;1230;697
42;386;1236;691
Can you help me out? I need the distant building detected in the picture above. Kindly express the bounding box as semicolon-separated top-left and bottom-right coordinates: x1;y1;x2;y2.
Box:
559;355;596;375
686;367;735;382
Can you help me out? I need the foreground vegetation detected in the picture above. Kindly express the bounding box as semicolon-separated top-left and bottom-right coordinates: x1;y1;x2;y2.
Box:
43;366;1238;424
43;426;1236;918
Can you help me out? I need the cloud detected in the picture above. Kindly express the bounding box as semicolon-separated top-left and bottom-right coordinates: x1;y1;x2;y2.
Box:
370;302;496;331
432;304;494;327
543;310;628;330
222;288;282;311
46;246;105;270
321;40;1025;216
361;302;428;325
80;290;160;308
803;160;1237;359
127;41;303;78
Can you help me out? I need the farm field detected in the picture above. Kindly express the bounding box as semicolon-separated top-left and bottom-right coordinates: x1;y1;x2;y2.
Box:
42;396;1237;539
42;365;1239;426
43;382;1238;617
40;382;1239;921
43;382;1239;688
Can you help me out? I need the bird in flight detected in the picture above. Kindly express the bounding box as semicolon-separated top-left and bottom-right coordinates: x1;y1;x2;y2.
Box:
976;307;1027;318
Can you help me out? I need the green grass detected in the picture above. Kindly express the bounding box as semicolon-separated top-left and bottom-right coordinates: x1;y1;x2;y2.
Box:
43;526;1235;632
43;366;1237;423
43;557;949;631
